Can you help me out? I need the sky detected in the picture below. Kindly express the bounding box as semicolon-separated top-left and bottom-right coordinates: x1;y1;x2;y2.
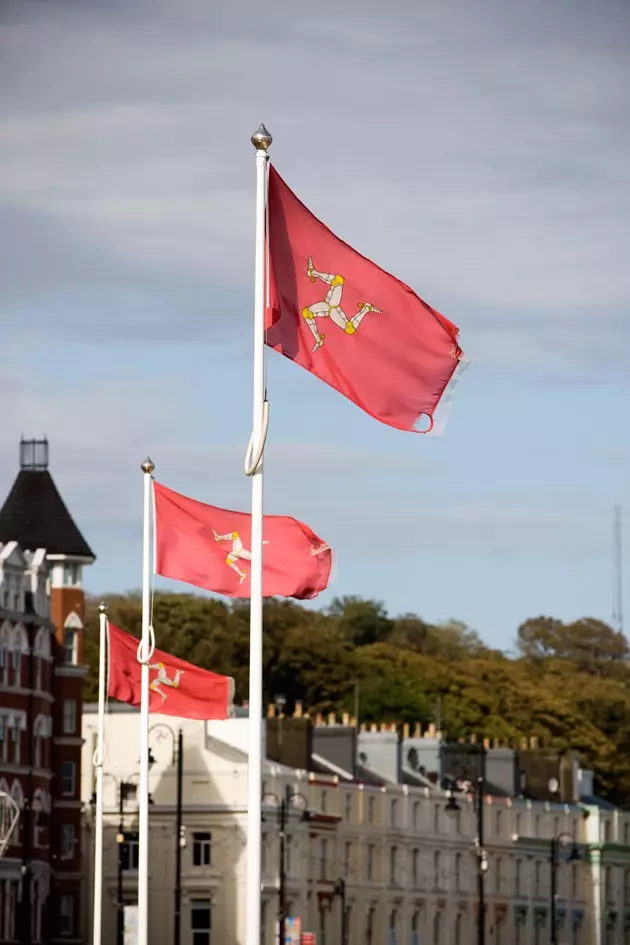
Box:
1;0;629;651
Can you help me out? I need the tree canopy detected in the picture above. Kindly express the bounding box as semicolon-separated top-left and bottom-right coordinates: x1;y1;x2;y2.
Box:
83;594;630;805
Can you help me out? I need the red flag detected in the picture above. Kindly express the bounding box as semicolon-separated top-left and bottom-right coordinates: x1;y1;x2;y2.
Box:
107;623;234;720
265;166;465;433
154;481;332;600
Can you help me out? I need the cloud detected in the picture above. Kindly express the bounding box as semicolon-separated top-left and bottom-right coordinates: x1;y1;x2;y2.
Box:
1;0;629;369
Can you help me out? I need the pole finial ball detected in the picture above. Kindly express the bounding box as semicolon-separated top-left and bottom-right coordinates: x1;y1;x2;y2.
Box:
141;457;155;474
251;123;273;151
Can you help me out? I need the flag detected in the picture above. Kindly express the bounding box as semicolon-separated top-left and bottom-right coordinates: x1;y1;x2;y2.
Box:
107;622;234;720
265;166;466;433
153;481;332;600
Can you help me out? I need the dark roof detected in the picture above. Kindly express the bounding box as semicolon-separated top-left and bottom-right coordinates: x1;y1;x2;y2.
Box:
0;469;95;559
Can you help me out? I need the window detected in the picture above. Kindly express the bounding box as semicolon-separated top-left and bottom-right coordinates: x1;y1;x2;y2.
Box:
413;801;420;829
367;844;375;880
411;912;419;945
454;851;462;892
286;835;293;874
0;644;7;685
12;722;21;764
11;649;20;686
366;908;374;945
389;845;398;884
35;657;42;691
495;857;503;893
121;831;139;871
191;898;211;945
319;837;327;880
33;733;42;769
3;881;17;940
432;911;441;945
61;761;76;796
59;894;74;937
433;850;441;889
320;790;327;813
434;804;440;833
344;793;352;822
388;909;397;945
535;860;542;897
63;565;79;586
624;868;630;900
412;848;419;886
495;809;502;836
367;796;375;823
625;822;630;846
455;913;463;945
515;813;522;837
63;700;76;735
391;798;398;826
61;824;75;860
605;866;614;902
0;717;6;762
515;859;522;896
63;631;77;665
192;832;212;867
344;841;351;875
604;820;612;843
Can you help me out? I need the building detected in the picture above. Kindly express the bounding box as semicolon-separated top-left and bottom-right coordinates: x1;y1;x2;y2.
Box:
81;702;630;945
0;438;95;945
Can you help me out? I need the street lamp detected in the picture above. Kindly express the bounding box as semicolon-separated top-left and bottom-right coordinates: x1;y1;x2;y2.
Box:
333;879;347;945
550;832;580;945
443;742;488;945
262;786;313;945
148;723;184;945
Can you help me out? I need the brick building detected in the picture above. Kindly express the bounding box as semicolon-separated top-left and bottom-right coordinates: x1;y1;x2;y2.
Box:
0;439;94;945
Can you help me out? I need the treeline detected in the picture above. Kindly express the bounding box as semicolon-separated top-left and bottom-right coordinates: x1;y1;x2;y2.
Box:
83;594;630;805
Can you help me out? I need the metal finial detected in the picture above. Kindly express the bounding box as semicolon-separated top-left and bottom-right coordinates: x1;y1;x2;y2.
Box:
98;601;107;613
141;456;155;474
251;123;272;151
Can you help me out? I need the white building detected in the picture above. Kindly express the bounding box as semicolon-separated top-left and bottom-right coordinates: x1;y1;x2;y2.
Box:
81;706;630;945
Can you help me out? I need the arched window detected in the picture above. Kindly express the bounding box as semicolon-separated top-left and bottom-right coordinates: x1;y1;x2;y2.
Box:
63;612;83;665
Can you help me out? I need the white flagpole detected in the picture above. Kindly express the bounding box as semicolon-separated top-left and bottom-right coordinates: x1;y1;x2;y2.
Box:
92;601;108;945
245;123;272;945
137;457;155;945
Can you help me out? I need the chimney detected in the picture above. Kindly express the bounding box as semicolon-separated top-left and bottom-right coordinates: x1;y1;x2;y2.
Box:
294;702;303;719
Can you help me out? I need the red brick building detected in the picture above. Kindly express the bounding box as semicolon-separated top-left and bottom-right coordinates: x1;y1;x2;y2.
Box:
0;439;94;945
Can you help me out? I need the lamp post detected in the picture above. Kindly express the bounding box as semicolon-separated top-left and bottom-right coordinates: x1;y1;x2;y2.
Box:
148;723;183;945
333;879;347;945
550;833;580;945
444;742;487;945
262;787;313;945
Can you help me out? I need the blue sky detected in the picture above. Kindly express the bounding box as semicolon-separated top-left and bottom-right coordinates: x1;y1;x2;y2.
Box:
1;0;628;650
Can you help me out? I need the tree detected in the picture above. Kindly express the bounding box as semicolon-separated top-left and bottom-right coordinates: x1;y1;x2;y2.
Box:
327;596;392;647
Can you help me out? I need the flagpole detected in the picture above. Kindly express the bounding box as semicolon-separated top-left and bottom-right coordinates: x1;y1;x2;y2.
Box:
92;601;108;945
138;457;155;945
245;122;272;945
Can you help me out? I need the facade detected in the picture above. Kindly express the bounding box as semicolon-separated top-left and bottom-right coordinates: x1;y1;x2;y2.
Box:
80;705;630;945
0;439;95;945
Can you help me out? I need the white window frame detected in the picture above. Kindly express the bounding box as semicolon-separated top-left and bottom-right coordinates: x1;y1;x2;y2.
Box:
191;898;211;945
12;722;21;764
63;631;77;665
192;832;212;867
61;761;76;797
62;700;76;735
61;824;75;860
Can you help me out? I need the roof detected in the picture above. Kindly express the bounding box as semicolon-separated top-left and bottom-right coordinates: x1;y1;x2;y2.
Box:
0;468;95;559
